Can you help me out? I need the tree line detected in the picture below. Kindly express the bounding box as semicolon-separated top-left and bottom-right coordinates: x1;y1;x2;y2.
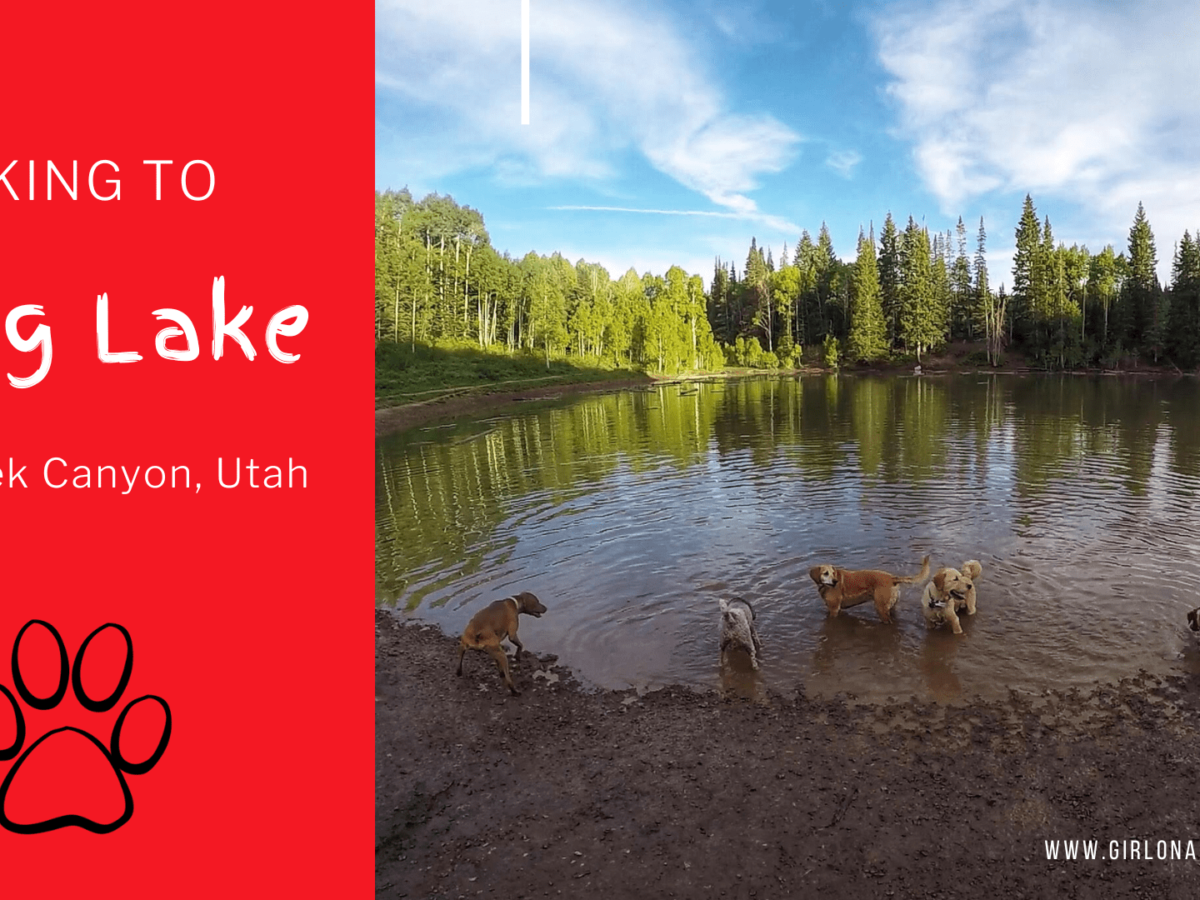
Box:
374;189;723;374
375;188;1200;372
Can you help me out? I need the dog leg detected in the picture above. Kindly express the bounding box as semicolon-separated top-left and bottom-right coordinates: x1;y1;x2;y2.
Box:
966;594;977;616
455;641;467;676
945;608;963;635
487;644;519;695
510;631;525;663
874;588;893;624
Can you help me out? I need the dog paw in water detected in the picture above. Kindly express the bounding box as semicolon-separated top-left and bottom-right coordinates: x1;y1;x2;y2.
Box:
0;620;172;834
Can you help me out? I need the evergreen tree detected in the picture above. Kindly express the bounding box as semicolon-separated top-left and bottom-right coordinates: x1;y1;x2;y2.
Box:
814;224;844;339
878;213;902;349
974;217;992;353
1011;194;1041;344
710;258;731;343
1124;202;1165;360
744;237;773;351
1167;231;1200;367
930;232;951;344
794;231;818;345
898;218;939;361
951;216;973;339
847;227;888;362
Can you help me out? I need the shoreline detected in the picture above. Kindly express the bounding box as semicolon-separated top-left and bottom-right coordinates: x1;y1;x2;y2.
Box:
375;364;1188;438
376;611;1200;898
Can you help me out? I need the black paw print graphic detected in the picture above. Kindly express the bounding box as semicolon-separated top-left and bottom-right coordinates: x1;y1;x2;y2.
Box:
0;620;171;834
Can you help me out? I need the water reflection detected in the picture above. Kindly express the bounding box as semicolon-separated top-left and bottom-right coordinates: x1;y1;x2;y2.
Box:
377;375;1200;701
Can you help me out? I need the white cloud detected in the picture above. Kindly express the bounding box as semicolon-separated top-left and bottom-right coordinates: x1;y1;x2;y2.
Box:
873;0;1200;271
550;205;798;234
375;0;800;217
825;149;863;179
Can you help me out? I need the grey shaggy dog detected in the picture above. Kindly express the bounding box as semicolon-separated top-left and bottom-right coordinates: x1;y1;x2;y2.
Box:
718;597;762;670
1189;608;1200;633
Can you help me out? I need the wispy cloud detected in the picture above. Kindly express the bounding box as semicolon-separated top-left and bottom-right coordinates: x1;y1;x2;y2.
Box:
550;205;798;233
825;149;863;179
872;0;1200;262
376;0;800;218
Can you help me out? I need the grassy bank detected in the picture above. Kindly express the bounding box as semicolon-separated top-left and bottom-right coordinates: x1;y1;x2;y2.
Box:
375;341;652;410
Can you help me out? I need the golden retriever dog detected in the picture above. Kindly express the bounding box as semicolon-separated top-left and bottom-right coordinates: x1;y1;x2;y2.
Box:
808;555;930;623
920;560;983;635
455;591;547;695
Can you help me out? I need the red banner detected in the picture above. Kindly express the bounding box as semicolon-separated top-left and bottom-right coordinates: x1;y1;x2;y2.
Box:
0;3;370;895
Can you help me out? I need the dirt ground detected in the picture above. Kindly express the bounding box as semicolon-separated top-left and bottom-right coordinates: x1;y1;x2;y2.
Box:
376;611;1200;899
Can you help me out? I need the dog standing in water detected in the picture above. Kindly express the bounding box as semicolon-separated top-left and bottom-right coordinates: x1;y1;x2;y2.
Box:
718;597;762;670
808;555;931;623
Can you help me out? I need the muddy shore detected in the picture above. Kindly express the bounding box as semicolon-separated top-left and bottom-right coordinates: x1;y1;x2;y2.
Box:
376;611;1200;899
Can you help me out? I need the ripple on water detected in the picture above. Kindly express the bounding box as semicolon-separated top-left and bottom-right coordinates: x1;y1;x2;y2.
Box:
377;375;1200;701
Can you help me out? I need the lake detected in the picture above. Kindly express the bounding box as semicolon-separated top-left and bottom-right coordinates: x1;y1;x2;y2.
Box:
376;374;1200;702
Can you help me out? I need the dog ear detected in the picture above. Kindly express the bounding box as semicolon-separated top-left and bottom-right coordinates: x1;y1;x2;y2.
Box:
809;566;823;585
933;570;947;593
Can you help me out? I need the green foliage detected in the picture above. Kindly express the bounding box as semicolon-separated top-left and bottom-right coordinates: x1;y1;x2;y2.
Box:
1167;231;1200;368
898;218;940;361
377;188;1197;386
375;189;722;388
374;339;640;408
822;333;841;369
846;228;888;362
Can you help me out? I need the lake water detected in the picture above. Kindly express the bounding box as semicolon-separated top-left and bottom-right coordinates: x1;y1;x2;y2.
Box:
376;375;1200;702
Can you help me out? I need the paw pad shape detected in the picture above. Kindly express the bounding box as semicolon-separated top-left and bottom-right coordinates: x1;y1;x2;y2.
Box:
0;620;171;834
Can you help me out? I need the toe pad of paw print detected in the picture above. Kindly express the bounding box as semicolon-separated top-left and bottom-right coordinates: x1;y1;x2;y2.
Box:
0;620;171;834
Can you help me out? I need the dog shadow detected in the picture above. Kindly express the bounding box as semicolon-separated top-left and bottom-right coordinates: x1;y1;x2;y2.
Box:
718;648;767;703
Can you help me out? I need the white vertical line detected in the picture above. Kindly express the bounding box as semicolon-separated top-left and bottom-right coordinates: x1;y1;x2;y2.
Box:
521;0;530;125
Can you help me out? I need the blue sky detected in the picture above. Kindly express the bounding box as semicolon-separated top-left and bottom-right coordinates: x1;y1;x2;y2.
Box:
376;0;1198;286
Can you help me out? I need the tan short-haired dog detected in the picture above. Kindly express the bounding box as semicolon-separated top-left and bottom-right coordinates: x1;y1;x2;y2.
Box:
455;591;547;695
920;560;982;635
808;555;930;623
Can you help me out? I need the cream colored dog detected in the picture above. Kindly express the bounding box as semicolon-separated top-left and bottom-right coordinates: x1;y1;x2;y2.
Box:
808;555;930;623
920;561;982;635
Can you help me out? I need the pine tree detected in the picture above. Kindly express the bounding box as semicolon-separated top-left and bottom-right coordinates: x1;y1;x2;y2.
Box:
899;218;938;361
744;238;773;351
710;258;731;343
878;213;902;349
974;217;993;355
930;231;951;345
1011;194;1041;344
1124;202;1164;360
794;231;817;345
816;223;840;339
1167;231;1200;367
952;216;973;339
847;227;888;362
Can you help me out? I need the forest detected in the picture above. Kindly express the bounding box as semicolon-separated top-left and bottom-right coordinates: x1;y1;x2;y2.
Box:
374;189;1200;376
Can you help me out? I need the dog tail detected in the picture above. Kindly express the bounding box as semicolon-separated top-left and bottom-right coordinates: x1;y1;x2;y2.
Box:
961;560;982;580
729;596;756;619
895;554;931;584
